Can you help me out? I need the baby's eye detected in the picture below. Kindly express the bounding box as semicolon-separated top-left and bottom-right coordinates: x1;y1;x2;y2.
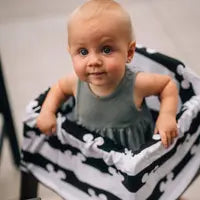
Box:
102;46;112;54
79;48;88;56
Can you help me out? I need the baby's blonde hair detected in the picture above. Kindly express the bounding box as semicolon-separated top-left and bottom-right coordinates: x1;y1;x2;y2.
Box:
68;0;135;42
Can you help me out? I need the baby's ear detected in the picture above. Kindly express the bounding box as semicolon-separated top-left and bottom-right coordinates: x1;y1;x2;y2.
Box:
127;41;136;63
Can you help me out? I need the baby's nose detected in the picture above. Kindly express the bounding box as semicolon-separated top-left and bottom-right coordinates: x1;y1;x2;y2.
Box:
88;53;102;67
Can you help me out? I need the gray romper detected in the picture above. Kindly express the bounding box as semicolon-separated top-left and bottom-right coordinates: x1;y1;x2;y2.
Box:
74;67;154;151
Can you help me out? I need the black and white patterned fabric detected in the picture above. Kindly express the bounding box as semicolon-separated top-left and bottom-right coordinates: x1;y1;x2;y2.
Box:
21;45;200;200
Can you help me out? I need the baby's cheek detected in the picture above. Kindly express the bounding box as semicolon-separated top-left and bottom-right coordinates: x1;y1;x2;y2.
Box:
107;56;125;68
107;61;125;75
73;59;83;72
74;65;87;80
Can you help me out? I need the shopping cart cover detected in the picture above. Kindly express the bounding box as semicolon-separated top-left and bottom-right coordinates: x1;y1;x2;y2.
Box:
21;46;200;200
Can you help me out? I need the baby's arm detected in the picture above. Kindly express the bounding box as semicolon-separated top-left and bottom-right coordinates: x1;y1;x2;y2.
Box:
36;73;77;135
134;72;178;148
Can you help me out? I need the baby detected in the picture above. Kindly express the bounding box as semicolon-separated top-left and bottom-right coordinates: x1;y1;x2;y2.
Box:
37;0;178;150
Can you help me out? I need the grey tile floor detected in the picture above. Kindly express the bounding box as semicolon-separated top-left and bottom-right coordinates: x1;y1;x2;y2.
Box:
0;0;200;199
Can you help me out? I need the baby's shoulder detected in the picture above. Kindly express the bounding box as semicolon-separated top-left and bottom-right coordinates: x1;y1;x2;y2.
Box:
66;72;78;83
59;72;78;96
134;71;162;87
67;73;78;96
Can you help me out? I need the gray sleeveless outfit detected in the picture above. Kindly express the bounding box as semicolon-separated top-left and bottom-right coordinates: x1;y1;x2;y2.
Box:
74;67;154;151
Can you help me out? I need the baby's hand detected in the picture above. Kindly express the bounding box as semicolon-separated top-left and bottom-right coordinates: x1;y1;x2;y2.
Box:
36;111;57;135
154;113;178;148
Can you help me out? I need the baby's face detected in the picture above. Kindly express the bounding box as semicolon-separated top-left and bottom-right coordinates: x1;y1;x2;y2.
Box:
68;13;134;93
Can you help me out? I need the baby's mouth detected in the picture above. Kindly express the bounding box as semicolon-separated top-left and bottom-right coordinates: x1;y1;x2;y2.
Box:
89;72;106;76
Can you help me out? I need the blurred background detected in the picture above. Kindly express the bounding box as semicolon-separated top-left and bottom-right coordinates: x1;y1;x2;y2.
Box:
0;0;199;199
